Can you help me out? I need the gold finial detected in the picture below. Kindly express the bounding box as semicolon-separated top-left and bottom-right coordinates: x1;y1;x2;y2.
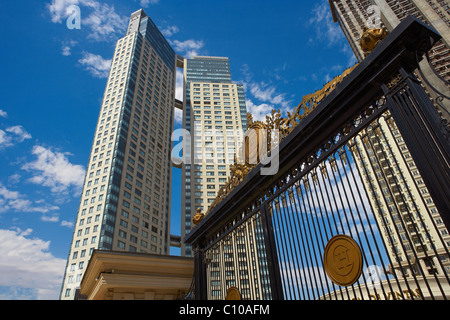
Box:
192;208;205;226
360;27;388;56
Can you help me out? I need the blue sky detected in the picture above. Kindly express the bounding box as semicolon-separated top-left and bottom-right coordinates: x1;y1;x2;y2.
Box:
0;0;356;299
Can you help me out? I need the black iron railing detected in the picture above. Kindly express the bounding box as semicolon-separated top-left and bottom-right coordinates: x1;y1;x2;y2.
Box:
184;16;450;300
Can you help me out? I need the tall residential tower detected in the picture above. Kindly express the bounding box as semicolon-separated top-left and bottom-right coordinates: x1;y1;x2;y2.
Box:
180;56;248;257
60;9;177;299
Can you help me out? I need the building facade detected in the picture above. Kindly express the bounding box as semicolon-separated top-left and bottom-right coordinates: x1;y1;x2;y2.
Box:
329;0;450;281
329;0;450;118
349;115;450;279
180;56;248;257
60;9;177;299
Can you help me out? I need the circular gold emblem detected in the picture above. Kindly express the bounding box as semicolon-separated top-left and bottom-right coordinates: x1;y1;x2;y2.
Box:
323;235;363;287
225;287;241;300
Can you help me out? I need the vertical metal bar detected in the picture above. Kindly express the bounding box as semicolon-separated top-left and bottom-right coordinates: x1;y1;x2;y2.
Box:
335;147;378;300
327;152;363;299
319;158;351;300
194;245;207;300
302;172;336;299
353;133;404;300
291;181;315;300
384;70;450;232
295;180;323;299
346;140;391;300
314;166;345;300
280;191;303;299
378;115;450;296
363;125;421;299
260;203;284;300
276;195;296;299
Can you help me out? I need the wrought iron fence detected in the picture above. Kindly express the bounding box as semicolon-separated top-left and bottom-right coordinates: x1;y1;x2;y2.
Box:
184;16;450;300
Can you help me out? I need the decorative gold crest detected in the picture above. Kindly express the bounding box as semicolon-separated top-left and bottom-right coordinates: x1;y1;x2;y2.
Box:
323;235;363;287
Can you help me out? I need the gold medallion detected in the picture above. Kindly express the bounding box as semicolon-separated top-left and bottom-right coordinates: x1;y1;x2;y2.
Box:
323;235;363;287
225;287;241;300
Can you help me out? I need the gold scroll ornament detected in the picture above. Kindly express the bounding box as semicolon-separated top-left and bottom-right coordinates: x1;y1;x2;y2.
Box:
323;235;363;287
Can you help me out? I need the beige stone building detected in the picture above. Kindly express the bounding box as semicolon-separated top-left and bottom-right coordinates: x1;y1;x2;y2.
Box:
78;250;193;300
329;0;450;118
180;56;248;257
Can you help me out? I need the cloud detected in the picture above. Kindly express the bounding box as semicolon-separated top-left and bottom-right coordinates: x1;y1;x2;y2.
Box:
47;0;80;23
78;51;111;78
61;46;72;56
0;228;66;300
245;99;274;122
0;109;7;118
61;40;78;56
81;1;128;41
47;0;128;41
60;220;74;228
248;82;291;110
0;184;60;214
240;64;292;118
171;39;205;58
5;126;32;142
0;126;32;148
21;145;85;195
309;0;344;46
161;25;179;37
139;0;159;7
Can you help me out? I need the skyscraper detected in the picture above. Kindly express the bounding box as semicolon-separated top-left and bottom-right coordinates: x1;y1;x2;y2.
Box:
329;0;450;118
60;9;177;300
180;56;248;257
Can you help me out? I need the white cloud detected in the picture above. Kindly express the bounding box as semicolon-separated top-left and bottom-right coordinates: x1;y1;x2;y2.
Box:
240;64;292;117
171;39;205;59
47;0;128;41
0;125;31;148
41;214;60;223
0;130;10;147
47;0;80;23
175;68;184;101
140;0;159;6
21;145;85;195
245;99;274;122
82;1;128;41
309;0;344;46
0;109;7;118
0;228;66;300
248;82;291;110
60;220;74;228
5;126;32;142
161;25;179;37
0;184;59;214
61;40;78;56
78;51;112;78
61;46;72;56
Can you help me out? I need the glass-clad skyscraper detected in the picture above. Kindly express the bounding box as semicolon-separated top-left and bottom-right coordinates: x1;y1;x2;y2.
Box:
60;9;177;299
180;56;247;257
